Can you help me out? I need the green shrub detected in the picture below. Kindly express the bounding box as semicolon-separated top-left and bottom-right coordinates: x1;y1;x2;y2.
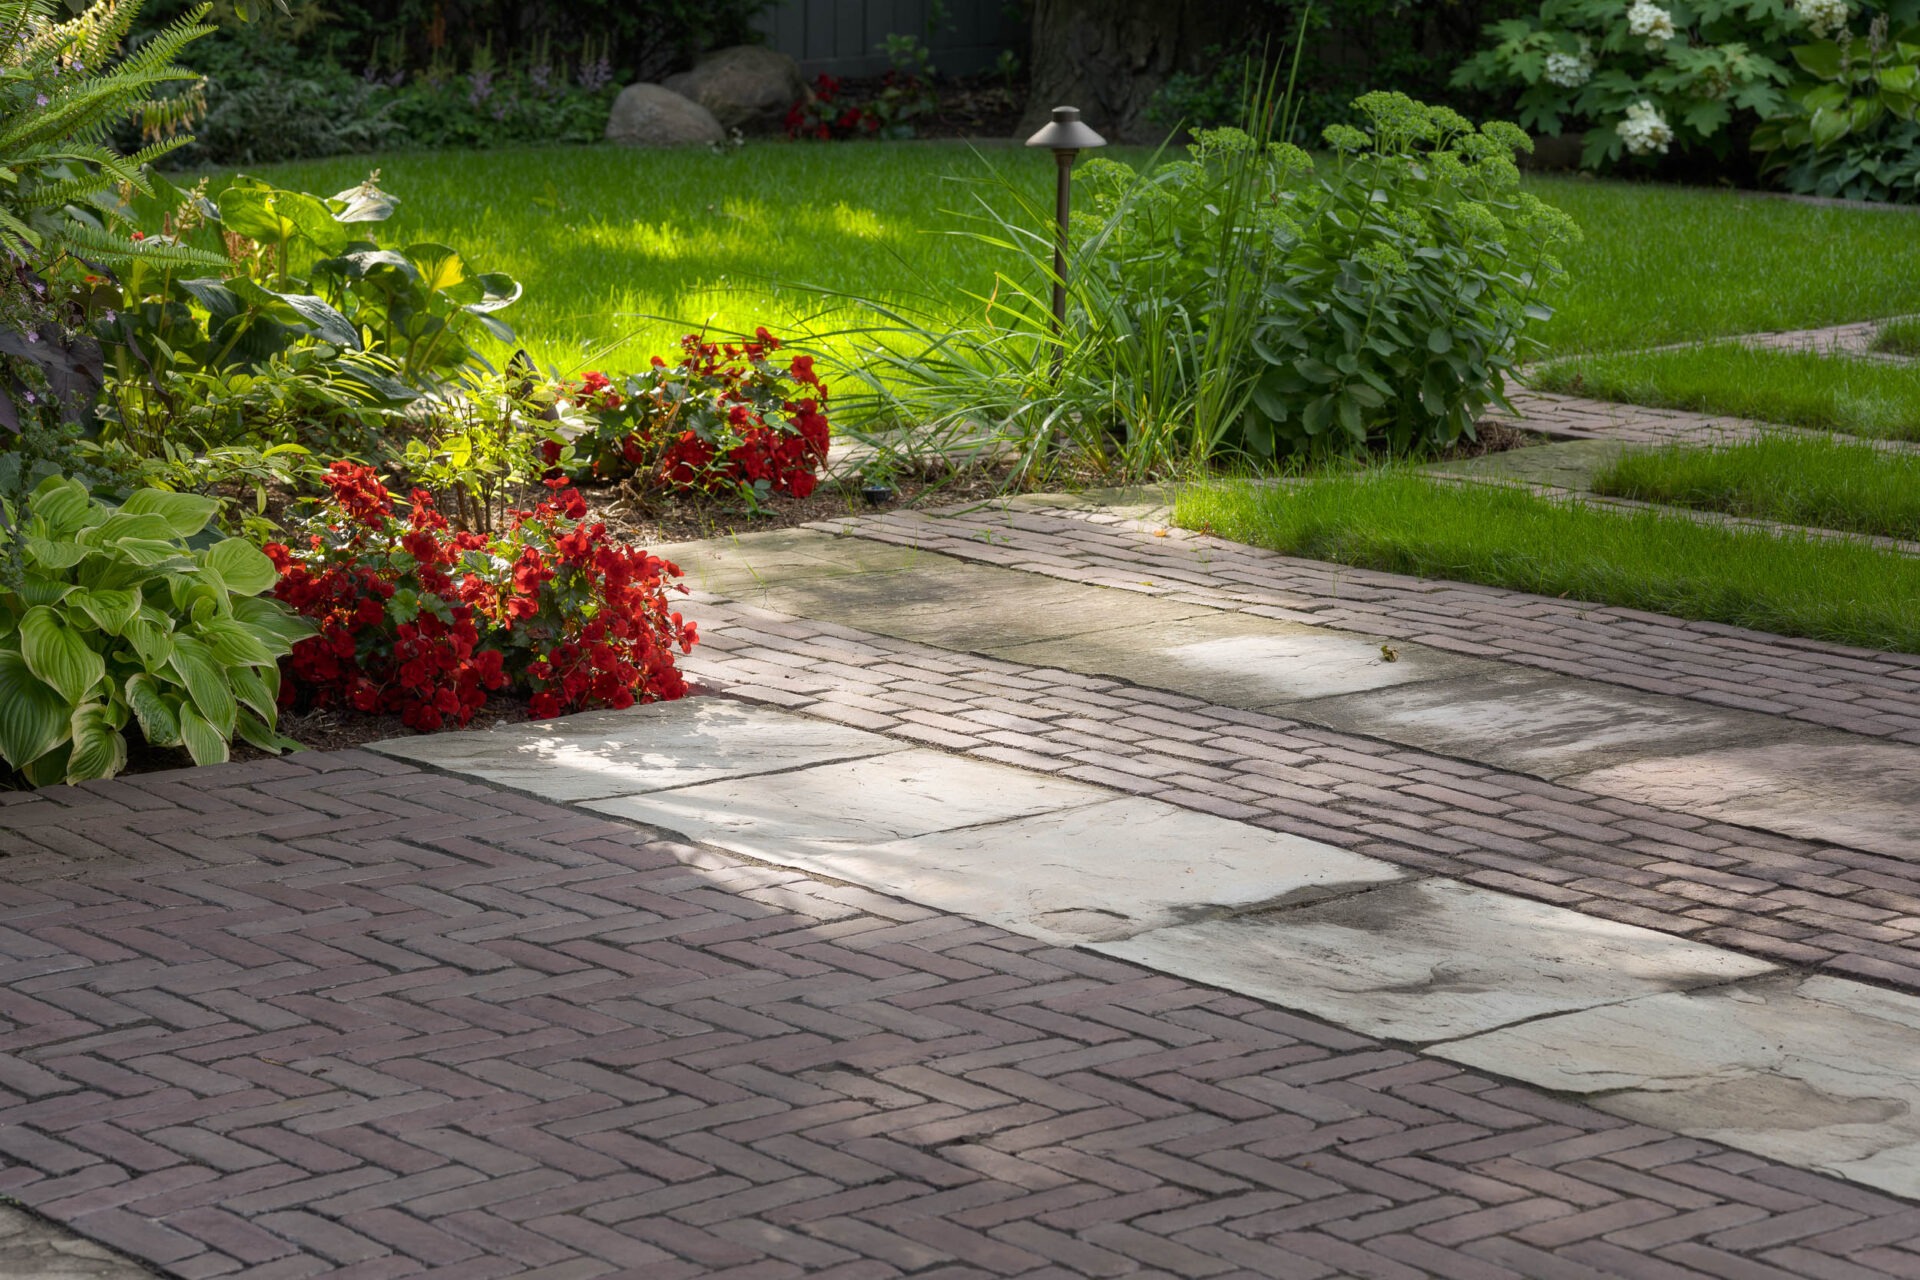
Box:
837;92;1576;480
0;476;313;785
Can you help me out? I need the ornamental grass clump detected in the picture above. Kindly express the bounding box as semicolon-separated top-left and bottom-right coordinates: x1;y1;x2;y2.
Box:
825;89;1578;482
268;461;697;731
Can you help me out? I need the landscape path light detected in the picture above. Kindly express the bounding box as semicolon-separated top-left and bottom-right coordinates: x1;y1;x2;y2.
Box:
1024;105;1106;378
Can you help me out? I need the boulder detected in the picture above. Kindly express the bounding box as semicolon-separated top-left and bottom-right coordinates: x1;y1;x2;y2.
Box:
605;83;726;147
663;45;805;132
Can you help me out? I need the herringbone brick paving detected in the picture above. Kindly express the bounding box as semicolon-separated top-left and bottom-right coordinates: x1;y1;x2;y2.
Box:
4;754;1919;1278
827;503;1920;743
682;598;1920;992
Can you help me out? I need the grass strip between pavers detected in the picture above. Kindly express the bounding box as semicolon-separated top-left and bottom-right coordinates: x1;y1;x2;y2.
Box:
1174;472;1920;655
1532;343;1920;442
1593;434;1920;542
1872;315;1920;358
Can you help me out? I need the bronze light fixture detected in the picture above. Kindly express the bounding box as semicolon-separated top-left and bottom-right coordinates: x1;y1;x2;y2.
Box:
1024;105;1107;377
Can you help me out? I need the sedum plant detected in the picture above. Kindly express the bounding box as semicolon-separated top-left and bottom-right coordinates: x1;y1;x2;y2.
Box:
0;476;313;785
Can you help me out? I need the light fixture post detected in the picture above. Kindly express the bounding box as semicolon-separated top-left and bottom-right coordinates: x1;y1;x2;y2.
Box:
1023;106;1106;380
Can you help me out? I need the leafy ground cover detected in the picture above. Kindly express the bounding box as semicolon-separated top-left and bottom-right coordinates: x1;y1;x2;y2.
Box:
1173;472;1920;654
1532;343;1920;441
238;145;1920;374
1873;315;1920;356
1593;435;1920;541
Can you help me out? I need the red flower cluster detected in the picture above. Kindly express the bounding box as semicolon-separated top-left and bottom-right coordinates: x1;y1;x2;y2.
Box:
564;329;831;502
267;461;696;732
785;74;883;140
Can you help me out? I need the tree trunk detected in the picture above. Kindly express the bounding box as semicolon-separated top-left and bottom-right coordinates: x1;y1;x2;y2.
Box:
1017;0;1240;144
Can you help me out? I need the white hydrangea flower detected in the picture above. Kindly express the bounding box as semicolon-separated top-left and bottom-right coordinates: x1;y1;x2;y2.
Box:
1616;99;1674;155
1544;50;1593;88
1794;0;1852;38
1626;0;1676;50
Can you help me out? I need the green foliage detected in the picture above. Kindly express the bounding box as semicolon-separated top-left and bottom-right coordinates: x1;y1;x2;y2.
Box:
835;94;1576;480
1174;470;1920;653
1872;314;1920;353
402;373;570;533
1593;433;1920;539
1752;16;1920;199
0;475;313;785
1533;341;1920;440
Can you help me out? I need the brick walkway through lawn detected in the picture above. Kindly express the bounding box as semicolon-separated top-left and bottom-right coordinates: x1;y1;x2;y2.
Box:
3;754;1920;1280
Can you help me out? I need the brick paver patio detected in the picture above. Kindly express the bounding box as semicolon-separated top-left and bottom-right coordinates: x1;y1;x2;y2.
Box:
4;754;1920;1279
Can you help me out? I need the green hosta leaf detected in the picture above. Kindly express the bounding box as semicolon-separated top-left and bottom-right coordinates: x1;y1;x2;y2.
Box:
0;650;70;769
198;619;277;668
235;708;299;755
229;665;278;722
27;478;94;538
201;538;279;597
125;613;174;672
88;511;182;545
25;538;90;571
65;703;126;783
406;243;468;295
231;595;315;647
1793;40;1845;80
176;703;229;767
120;489;220;539
168;635;236;736
124;672;182;748
68;587;140;636
19;606;103;706
13;575;75;607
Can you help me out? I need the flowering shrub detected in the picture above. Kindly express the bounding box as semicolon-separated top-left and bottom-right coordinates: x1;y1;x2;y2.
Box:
563;331;831;503
1454;0;1920;185
784;40;938;142
267;461;696;731
785;74;883;140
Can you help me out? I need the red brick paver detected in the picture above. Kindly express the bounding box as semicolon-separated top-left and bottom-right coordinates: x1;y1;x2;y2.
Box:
3;754;1917;1278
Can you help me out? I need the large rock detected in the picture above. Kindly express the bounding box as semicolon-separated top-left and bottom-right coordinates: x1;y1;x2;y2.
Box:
604;83;725;147
663;44;805;132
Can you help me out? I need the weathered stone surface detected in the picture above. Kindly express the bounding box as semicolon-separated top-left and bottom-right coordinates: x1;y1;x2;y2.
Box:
1427;437;1628;489
992;615;1494;707
1291;669;1785;778
1095;879;1774;1043
1572;740;1920;861
0;1206;149;1278
662;44;804;131
587;748;1110;858
1433;974;1920;1198
605;82;725;146
800;796;1406;944
371;698;897;801
654;528;955;600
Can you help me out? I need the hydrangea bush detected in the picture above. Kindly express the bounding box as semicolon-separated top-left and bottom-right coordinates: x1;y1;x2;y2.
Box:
1455;0;1920;186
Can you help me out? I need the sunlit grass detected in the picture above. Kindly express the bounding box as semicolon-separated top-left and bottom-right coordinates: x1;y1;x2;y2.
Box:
1174;472;1920;653
1592;434;1920;541
202;143;1920;378
1531;343;1920;440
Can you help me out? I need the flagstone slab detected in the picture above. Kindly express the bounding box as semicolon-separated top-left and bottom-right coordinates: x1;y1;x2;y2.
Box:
654;528;941;597
1432;974;1920;1199
988;615;1494;706
587;748;1112;858
1287;669;1788;778
1571;740;1920;862
371;698;900;801
1093;879;1775;1043
800;796;1409;945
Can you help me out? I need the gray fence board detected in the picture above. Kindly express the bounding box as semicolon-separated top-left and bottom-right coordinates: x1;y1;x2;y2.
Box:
753;0;1025;78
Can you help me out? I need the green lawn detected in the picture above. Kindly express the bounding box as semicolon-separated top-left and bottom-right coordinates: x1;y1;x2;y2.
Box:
1532;343;1920;441
1593;434;1920;541
1173;472;1920;653
230;143;1920;376
1873;315;1920;357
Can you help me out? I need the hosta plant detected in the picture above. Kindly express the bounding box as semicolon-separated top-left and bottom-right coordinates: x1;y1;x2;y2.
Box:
0;476;313;785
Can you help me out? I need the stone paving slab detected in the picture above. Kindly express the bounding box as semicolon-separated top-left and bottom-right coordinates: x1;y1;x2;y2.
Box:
1093;879;1777;1045
1574;741;1920;864
1435;973;1920;1199
988;614;1494;707
13;756;1920;1278
830;503;1920;742
684;596;1920;991
1289;668;1791;780
586;746;1112;855
0;1205;155;1278
370;698;900;801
